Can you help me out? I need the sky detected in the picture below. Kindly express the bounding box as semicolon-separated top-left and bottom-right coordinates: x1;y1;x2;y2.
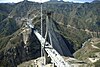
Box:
0;0;94;3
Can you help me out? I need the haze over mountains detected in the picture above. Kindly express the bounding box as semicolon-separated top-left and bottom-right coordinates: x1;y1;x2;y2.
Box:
0;0;100;67
0;0;94;3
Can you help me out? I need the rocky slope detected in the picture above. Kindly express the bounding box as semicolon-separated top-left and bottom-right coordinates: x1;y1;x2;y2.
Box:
0;0;100;66
74;38;100;67
0;27;41;67
0;3;14;22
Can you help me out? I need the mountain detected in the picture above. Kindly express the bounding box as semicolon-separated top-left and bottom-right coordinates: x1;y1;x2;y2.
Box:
74;38;100;67
92;0;100;2
42;2;100;50
0;1;100;67
0;3;14;22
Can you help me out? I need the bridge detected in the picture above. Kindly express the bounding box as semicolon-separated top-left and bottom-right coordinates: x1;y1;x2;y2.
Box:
26;16;71;67
20;2;86;67
20;10;87;67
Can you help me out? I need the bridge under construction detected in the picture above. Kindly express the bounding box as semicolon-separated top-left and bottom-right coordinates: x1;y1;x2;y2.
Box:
18;2;87;67
19;12;87;67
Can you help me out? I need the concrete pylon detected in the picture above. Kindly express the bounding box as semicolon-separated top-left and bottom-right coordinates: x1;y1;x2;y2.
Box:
46;12;72;57
43;12;52;65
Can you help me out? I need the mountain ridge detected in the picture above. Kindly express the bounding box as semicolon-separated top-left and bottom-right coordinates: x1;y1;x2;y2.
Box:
0;1;100;67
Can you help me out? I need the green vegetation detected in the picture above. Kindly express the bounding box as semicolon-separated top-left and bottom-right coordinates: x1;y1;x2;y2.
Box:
0;36;11;51
74;38;100;67
0;3;15;22
0;13;7;22
94;60;100;67
95;43;100;48
0;1;100;67
0;18;19;36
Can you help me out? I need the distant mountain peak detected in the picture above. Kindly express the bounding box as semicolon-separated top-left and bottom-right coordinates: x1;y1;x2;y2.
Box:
94;0;100;1
24;0;28;1
93;0;100;2
24;0;28;2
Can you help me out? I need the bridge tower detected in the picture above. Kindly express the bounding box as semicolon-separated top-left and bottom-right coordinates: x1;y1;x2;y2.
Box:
44;12;53;64
40;0;48;66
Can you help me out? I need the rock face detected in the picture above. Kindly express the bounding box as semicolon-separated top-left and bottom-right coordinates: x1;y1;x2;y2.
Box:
18;57;54;67
0;28;41;67
74;38;100;67
21;27;32;44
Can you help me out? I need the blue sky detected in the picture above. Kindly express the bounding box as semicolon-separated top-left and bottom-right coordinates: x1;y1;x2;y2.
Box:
0;0;94;3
